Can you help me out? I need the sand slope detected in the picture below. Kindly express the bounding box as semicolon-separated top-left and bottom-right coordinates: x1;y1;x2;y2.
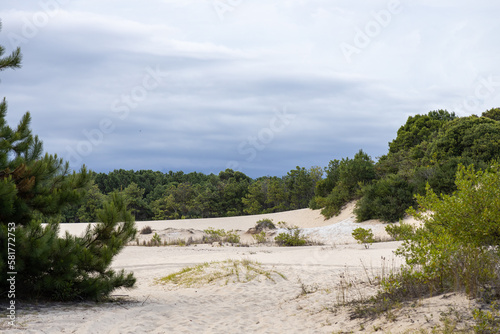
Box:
2;205;473;333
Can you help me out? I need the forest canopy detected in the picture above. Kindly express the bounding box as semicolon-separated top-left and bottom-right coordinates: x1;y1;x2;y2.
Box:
63;108;500;224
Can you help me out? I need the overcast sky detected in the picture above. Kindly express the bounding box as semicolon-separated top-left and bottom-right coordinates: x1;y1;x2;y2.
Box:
1;1;499;178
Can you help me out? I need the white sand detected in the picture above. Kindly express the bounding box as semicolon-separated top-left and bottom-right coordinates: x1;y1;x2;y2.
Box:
2;204;474;333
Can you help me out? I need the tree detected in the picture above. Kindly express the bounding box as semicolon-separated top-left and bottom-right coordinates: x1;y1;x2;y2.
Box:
121;182;151;220
482;108;500;121
0;27;136;301
77;180;105;222
314;150;376;219
285;166;316;209
388;110;457;154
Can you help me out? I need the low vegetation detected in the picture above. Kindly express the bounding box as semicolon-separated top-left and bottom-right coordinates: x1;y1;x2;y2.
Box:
155;259;286;287
348;163;500;332
351;227;375;248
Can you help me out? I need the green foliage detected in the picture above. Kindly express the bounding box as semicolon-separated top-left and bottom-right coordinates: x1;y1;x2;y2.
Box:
377;163;500;307
0;39;136;301
151;232;162;246
254;218;276;231
0;22;22;72
313;150;375;219
203;227;240;244
482;107;500;121
384;221;414;241
354;174;416;222
351;227;375;248
252;231;267;244
274;224;308;246
77;181;105;222
388;110;457;154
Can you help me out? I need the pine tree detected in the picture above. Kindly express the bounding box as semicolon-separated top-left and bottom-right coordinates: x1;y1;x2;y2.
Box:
0;22;136;301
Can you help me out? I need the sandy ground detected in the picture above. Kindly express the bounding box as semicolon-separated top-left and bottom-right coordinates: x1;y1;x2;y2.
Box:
2;204;474;334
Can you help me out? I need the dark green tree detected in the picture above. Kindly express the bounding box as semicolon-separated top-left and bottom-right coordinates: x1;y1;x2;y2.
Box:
0;29;136;301
482;107;500;121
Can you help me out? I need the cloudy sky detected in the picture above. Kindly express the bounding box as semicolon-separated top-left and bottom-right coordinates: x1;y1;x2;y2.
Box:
1;1;499;178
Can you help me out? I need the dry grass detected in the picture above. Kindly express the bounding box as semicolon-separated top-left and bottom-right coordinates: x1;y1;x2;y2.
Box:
155;259;286;288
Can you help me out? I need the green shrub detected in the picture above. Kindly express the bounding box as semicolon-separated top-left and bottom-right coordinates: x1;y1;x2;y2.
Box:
369;163;500;312
274;225;308;246
224;230;240;244
252;231;267;244
275;231;307;246
354;174;416;222
254;218;276;231
385;221;415;241
151;232;162;246
351;227;375;248
203;227;240;244
203;227;227;242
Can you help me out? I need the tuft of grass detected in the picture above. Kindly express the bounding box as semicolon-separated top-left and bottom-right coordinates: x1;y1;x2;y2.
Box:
140;225;153;234
156;259;286;288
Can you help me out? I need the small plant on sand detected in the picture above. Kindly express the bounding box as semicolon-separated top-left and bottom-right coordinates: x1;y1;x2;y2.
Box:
156;259;286;287
140;225;153;234
275;226;308;246
203;227;240;244
151;232;162;246
203;227;226;242
352;227;375;249
253;231;267;244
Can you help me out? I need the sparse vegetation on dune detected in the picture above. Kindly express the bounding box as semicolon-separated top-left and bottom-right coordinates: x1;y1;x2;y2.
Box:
156;259;286;288
337;163;500;332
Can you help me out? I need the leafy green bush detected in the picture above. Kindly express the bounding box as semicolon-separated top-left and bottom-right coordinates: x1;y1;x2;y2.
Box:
384;221;414;241
274;224;308;246
354;174;416;222
351;227;375;248
378;163;500;306
254;218;276;231
203;227;240;244
252;231;267;244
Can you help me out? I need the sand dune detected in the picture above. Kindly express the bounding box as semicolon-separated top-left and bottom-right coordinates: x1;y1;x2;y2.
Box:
3;205;472;333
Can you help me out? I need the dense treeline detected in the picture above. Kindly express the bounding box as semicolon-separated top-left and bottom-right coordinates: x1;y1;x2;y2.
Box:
64;108;500;224
311;108;500;222
62;166;321;222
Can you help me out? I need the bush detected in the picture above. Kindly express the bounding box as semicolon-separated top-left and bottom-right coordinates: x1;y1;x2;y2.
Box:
203;227;240;244
385;221;414;241
274;224;308;246
354;174;416;222
151;232;162;246
140;225;153;234
351;227;375;248
378;163;500;306
252;231;267;244
254;218;276;232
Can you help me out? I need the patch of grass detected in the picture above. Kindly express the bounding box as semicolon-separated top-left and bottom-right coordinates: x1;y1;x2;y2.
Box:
156;259;286;288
